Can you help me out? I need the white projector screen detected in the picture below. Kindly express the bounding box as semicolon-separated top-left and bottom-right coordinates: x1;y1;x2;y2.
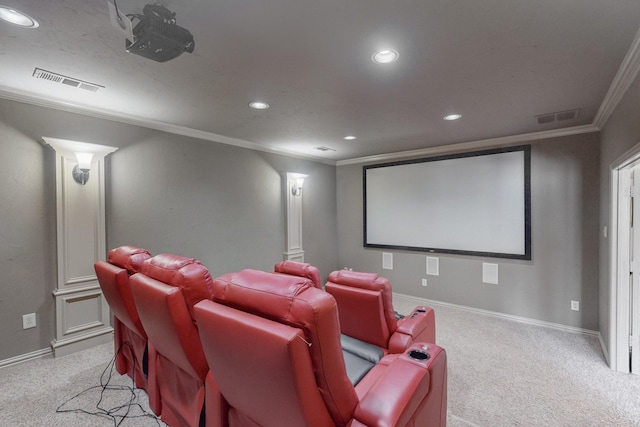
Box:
363;145;531;260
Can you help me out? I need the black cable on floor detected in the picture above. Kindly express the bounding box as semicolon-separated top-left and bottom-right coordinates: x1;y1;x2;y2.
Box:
55;343;163;427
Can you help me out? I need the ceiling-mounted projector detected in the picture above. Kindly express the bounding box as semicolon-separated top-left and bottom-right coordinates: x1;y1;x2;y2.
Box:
108;2;194;62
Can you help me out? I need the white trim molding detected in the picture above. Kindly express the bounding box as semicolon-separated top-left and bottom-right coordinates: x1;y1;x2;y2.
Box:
394;292;600;337
283;172;308;262
593;26;640;129
607;141;640;372
0;86;335;166
0;348;52;369
42;138;118;357
337;124;599;166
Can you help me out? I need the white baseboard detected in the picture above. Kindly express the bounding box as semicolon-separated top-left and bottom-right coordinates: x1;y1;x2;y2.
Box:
0;347;51;369
598;332;610;366
393;292;600;337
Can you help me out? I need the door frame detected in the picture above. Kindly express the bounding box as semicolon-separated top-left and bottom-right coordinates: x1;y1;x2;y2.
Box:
610;142;640;373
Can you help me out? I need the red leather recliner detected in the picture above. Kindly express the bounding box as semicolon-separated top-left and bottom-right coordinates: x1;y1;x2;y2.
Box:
325;270;436;354
94;245;151;390
130;254;215;427
273;260;322;289
194;269;447;427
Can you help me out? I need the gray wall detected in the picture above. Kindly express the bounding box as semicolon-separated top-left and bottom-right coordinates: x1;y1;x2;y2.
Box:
0;97;338;361
0;102;57;361
106;130;338;278
337;133;601;330
598;74;640;353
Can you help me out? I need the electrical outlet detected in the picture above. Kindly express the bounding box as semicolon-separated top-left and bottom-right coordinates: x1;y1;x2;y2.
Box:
571;300;580;311
22;313;36;329
422;278;428;287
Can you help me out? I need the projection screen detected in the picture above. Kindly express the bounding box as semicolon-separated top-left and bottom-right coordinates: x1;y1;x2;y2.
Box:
363;145;531;260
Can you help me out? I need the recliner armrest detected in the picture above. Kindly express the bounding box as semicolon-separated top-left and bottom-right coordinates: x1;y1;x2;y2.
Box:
353;344;447;427
388;306;436;353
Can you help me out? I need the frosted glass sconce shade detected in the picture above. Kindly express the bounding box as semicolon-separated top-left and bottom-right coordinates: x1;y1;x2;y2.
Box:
289;173;308;197
73;152;93;185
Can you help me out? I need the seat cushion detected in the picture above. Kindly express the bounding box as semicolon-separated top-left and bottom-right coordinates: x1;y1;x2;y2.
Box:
341;334;384;364
341;335;384;386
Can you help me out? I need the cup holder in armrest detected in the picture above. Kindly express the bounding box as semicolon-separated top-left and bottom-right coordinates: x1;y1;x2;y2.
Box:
408;349;430;361
416;308;427;313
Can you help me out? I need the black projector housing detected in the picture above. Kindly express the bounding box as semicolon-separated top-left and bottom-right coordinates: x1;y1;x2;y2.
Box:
126;4;194;63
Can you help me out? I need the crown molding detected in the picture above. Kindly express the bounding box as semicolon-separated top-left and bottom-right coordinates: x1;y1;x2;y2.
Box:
336;124;599;166
593;26;640;129
0;86;605;168
0;86;336;166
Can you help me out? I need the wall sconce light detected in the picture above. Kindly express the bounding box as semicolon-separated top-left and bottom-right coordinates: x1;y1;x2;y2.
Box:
289;173;308;197
72;152;93;185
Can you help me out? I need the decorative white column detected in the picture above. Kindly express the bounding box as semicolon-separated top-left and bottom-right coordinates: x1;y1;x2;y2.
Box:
283;172;308;262
43;137;118;357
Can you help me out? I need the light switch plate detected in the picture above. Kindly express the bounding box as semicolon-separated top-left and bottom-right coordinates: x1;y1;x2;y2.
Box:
23;313;36;329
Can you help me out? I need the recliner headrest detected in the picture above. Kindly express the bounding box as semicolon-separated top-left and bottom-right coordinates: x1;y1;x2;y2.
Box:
327;270;388;291
142;253;214;317
212;269;343;343
274;260;322;289
212;269;314;321
108;245;151;274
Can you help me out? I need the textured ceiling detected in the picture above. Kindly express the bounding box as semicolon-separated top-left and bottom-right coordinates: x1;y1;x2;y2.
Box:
1;0;640;161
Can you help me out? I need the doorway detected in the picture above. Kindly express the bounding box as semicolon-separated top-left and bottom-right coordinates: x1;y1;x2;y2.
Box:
611;144;640;374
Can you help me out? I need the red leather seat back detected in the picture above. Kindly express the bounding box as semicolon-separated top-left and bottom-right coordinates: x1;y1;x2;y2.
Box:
211;269;359;426
96;262;145;338
131;274;209;379
130;253;213;427
194;299;335;427
141;253;214;319
95;246;151;389
274;260;323;288
325;270;397;348
97;245;151;337
108;245;152;275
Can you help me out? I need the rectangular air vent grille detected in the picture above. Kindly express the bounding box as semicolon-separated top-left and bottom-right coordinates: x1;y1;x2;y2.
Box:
535;108;580;125
32;68;104;93
315;146;336;152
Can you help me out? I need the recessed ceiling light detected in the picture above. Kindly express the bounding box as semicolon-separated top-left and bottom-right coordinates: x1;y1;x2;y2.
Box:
443;114;462;121
0;6;39;28
372;49;399;64
249;101;269;110
344;135;357;140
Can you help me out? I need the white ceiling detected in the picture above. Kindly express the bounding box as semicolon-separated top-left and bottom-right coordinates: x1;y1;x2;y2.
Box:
1;0;640;162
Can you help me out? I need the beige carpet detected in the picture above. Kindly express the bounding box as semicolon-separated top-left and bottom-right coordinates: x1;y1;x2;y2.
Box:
393;294;640;427
1;295;639;426
0;343;165;426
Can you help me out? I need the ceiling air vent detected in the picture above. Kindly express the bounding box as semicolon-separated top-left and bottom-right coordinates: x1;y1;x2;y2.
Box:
315;146;336;152
32;68;104;92
556;109;580;121
535;108;580;125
